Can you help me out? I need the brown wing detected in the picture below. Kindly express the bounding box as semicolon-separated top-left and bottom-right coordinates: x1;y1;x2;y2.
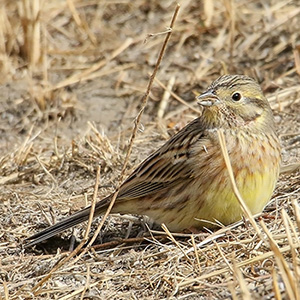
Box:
117;117;208;200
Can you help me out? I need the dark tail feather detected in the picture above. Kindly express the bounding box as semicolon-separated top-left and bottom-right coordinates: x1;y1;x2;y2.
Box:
25;197;110;247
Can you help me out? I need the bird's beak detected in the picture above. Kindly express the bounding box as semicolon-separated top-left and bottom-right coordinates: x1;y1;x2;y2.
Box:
197;91;221;107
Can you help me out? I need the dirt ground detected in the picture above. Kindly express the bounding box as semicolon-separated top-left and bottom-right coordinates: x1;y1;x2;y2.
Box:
0;0;300;299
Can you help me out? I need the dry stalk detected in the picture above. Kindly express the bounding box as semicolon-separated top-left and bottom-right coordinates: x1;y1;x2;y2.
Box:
268;85;300;111
260;220;298;300
35;154;57;185
154;76;202;114
294;46;300;76
66;0;97;45
214;241;234;274
161;223;191;262
281;209;300;298
223;0;236;58
280;162;300;174
231;260;251;300
272;267;282;300
18;0;41;70
292;199;300;231
157;75;176;118
191;235;201;274
217;129;263;237
2;281;9;300
0;6;12;75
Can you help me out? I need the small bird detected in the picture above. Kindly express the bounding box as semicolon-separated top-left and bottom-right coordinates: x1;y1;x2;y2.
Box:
25;75;281;247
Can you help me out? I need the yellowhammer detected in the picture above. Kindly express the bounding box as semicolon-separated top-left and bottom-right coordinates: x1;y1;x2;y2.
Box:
26;74;281;247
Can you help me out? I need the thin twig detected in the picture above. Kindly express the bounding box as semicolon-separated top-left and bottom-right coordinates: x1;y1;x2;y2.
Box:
120;3;181;179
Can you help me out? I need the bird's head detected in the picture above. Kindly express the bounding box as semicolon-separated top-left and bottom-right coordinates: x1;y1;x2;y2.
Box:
197;75;274;131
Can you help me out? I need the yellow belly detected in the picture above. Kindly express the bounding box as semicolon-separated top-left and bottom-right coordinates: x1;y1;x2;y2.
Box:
192;168;278;228
153;169;278;231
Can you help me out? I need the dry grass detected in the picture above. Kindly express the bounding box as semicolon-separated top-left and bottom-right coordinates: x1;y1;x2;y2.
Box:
0;0;299;299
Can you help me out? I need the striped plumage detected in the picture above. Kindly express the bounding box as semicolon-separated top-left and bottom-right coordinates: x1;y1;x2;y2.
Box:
26;75;281;247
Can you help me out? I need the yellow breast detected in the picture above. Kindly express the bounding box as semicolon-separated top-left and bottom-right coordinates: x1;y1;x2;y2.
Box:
190;129;281;228
162;129;281;230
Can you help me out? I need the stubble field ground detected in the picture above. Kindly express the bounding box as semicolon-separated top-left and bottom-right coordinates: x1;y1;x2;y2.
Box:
0;0;300;299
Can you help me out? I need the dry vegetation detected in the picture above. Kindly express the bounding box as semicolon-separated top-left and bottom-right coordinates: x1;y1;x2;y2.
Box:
0;0;300;299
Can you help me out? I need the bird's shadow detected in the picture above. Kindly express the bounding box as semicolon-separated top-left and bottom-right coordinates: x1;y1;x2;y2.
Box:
23;218;161;254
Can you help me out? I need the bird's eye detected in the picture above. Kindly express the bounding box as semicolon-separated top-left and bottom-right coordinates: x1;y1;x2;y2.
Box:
232;92;242;101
